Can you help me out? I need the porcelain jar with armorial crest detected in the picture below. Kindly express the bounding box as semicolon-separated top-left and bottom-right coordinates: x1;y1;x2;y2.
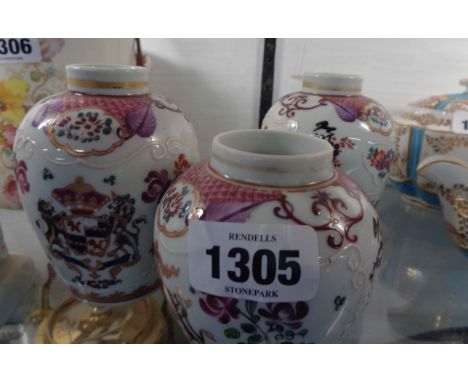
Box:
13;64;199;306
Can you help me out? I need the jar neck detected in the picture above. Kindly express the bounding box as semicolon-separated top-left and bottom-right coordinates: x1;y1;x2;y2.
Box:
300;72;363;96
210;130;334;187
66;64;150;96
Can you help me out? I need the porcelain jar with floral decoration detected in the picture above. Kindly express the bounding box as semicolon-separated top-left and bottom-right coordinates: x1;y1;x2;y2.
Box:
154;130;382;343
13;64;199;306
391;79;468;208
0;39;66;209
261;73;394;204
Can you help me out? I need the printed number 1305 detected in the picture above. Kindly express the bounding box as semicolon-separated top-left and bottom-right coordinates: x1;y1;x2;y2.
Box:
205;245;302;286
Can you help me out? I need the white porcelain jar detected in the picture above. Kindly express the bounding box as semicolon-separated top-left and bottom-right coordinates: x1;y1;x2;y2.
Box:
154;129;382;343
13;64;199;305
262;73;394;204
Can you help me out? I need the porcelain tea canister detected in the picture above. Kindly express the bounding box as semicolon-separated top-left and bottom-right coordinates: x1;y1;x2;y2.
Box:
390;79;468;207
13;64;199;305
261;73;394;204
154;129;383;343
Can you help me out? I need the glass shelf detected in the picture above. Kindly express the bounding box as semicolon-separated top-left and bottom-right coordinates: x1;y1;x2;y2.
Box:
360;186;468;343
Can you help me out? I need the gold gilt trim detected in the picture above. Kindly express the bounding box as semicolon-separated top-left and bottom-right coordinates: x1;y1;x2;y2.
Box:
425;134;468;154
401;194;439;209
360;105;393;137
47;108;127;158
206;162;339;192
39;297;166;344
157;206;190;239
48;124;126;158
439;183;468;250
302;80;361;94
211;152;333;175
416;178;438;195
399;112;451;128
153;240;180;278
366;122;392;137
389;122;411;181
416;158;468;174
68;78;148;90
416;159;468;197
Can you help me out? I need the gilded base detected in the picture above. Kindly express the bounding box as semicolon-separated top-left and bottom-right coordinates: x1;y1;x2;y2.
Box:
34;297;167;344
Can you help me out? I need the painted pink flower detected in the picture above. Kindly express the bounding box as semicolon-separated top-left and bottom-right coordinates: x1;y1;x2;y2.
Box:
3;175;20;206
2;123;16;149
339;136;355;149
141;169;170;204
15;160;30;193
258;302;309;331
199;294;239;324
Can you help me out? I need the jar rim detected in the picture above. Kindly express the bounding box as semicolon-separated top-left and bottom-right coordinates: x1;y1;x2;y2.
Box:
210;129;334;187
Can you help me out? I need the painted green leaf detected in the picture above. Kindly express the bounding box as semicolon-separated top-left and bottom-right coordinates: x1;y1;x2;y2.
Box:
252;315;261;323
30;71;41;82
245;300;257;316
247;334;263;344
224;328;240;339
298;328;308;337
240;323;257;334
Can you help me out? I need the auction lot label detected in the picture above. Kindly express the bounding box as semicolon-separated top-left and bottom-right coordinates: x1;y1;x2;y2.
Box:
188;221;319;302
0;39;41;64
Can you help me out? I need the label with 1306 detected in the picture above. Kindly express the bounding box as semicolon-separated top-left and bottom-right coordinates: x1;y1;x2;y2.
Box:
0;38;41;64
188;221;320;302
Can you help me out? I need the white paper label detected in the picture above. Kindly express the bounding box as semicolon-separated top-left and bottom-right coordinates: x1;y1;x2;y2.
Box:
452;111;468;135
188;221;320;302
0;39;41;64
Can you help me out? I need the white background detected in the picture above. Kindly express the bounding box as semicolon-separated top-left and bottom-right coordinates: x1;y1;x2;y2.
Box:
274;39;468;112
